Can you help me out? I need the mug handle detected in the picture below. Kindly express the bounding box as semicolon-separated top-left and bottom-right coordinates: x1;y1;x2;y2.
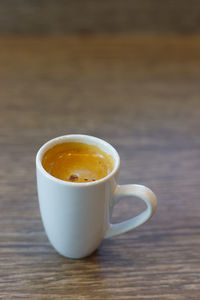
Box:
105;184;157;238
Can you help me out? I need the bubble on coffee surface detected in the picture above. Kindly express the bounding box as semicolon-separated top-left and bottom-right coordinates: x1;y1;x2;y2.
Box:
68;174;97;182
68;174;79;181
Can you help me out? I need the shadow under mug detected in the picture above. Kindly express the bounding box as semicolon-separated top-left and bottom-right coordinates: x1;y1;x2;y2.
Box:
36;134;157;259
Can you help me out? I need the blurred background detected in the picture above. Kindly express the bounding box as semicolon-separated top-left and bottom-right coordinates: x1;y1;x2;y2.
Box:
0;0;200;35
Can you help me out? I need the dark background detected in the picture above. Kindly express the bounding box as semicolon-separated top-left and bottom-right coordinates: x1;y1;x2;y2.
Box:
0;0;200;35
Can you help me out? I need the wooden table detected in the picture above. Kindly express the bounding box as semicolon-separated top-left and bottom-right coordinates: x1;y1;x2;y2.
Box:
0;36;200;299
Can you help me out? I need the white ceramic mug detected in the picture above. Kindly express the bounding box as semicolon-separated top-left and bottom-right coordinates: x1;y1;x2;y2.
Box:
36;134;157;259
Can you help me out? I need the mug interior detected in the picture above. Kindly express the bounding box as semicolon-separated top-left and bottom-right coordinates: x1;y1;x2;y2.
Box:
36;134;120;185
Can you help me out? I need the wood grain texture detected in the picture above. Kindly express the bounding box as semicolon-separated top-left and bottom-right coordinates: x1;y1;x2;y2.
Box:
0;35;200;299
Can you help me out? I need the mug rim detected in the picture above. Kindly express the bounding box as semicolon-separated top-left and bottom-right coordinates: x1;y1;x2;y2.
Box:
36;134;120;187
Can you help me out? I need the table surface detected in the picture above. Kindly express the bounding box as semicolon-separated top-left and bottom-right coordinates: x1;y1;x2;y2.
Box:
0;35;200;300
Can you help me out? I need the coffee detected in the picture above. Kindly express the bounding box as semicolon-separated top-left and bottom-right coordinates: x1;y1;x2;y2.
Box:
42;142;114;183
